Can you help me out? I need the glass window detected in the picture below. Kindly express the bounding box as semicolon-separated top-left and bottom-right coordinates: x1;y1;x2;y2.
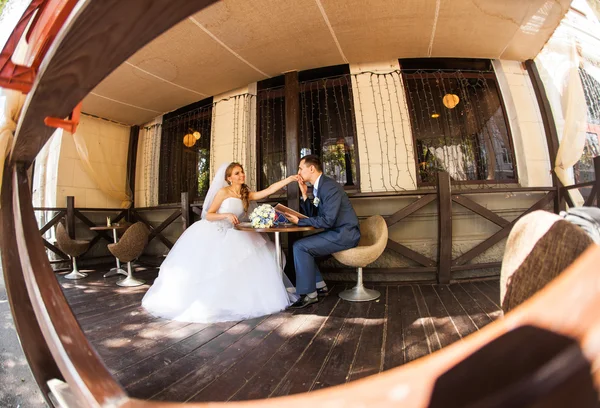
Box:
299;69;358;187
256;78;286;190
401;59;516;185
159;99;212;204
256;65;359;189
575;68;600;188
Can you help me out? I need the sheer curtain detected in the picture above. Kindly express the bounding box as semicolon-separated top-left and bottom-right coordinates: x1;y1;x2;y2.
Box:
72;120;132;208
0;88;26;199
136;117;162;207
536;38;588;205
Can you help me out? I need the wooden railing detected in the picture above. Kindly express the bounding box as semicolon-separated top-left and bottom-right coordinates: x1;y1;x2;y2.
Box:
34;196;127;264
110;184;556;284
341;174;557;283
559;156;600;209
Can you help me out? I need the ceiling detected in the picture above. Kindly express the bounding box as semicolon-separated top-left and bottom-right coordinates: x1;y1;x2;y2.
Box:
82;0;572;125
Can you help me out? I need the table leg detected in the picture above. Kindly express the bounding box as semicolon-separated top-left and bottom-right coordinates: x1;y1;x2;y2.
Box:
275;231;282;274
103;229;128;278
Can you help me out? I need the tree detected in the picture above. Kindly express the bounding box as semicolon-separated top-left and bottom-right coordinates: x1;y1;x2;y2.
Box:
0;0;8;16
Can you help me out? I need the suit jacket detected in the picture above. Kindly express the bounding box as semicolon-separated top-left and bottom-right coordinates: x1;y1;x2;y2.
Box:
298;175;360;246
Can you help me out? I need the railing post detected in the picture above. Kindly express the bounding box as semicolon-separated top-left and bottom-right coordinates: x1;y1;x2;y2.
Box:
66;195;75;239
437;172;452;284
594;156;600;208
181;191;191;230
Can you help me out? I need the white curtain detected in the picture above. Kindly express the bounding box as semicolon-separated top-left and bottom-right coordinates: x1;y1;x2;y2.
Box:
0;88;26;199
137;117;162;207
72;124;132;208
536;38;588;205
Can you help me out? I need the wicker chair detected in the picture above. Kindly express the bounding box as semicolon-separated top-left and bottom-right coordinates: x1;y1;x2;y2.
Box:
55;222;90;280
333;215;388;302
500;210;593;313
107;222;149;287
116;221;132;237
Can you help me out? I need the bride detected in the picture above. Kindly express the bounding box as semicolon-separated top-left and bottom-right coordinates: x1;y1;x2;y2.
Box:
141;162;298;323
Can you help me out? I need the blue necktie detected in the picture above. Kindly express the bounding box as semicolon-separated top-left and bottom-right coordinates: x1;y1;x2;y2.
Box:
313;186;318;198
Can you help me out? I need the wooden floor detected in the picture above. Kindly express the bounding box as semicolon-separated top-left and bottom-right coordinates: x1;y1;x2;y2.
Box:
58;266;502;403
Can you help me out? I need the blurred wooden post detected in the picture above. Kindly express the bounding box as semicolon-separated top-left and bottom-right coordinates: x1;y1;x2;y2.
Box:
127;125;139;206
285;71;300;279
66;195;75;239
181;192;191;230
285;71;300;211
437;172;452;284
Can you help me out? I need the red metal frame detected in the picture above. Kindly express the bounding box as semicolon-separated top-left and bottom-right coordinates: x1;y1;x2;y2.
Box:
0;0;78;93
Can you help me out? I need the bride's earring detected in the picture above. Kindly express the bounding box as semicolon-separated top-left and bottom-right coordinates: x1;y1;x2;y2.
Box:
228;181;232;185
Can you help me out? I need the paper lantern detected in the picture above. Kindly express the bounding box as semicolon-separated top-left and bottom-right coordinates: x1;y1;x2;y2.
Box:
442;94;460;109
193;131;201;140
183;133;196;147
431;113;440;118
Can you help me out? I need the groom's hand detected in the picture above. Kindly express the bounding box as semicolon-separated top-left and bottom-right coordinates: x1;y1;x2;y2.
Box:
286;213;299;224
297;176;308;199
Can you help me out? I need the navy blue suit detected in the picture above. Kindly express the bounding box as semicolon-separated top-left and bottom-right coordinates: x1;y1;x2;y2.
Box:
294;175;360;294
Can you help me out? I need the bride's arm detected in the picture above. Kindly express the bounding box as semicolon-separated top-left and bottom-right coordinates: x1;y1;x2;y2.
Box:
249;175;298;201
204;189;239;224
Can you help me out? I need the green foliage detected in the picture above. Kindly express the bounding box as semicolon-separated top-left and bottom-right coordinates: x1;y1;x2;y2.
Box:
0;0;8;16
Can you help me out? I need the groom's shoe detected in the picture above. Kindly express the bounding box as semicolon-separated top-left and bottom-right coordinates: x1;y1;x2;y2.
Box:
288;295;319;309
317;286;329;296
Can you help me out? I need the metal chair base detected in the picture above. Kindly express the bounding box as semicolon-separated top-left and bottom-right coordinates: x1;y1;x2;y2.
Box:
63;257;87;280
63;270;88;280
103;268;128;278
339;285;380;302
339;267;380;302
116;262;145;287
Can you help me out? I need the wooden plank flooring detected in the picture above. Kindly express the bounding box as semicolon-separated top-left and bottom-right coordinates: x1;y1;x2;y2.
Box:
58;267;501;403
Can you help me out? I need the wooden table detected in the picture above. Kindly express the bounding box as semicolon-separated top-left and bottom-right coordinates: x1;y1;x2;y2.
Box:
90;225;127;278
234;223;315;272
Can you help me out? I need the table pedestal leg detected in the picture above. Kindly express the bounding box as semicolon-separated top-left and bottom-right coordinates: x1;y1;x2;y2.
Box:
103;229;128;278
275;231;282;274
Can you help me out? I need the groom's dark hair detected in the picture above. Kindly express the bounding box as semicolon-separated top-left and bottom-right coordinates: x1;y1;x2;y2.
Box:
300;155;322;172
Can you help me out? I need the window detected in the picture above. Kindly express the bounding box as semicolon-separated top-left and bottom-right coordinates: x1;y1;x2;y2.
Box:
574;132;600;184
401;58;516;185
257;66;359;189
159;98;212;204
575;68;600;186
256;76;286;190
299;65;358;187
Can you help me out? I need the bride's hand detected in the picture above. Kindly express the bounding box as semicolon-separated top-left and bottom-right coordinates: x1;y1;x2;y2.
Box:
225;213;240;225
285;175;299;184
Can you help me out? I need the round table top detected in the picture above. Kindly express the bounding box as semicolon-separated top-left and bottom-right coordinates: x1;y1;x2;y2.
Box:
89;225;127;231
235;223;315;233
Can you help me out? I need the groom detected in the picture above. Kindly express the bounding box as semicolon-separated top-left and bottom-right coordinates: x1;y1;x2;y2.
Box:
284;155;360;308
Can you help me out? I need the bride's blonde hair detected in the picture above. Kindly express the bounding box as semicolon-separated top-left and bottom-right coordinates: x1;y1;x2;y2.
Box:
225;162;250;212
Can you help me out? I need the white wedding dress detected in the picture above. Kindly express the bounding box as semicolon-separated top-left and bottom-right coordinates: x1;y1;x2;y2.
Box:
141;197;293;323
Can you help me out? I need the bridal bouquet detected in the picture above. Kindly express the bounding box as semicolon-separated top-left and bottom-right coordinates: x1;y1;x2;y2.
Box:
249;204;276;228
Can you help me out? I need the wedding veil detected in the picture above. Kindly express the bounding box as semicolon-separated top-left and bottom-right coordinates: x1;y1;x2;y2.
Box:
201;163;229;219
